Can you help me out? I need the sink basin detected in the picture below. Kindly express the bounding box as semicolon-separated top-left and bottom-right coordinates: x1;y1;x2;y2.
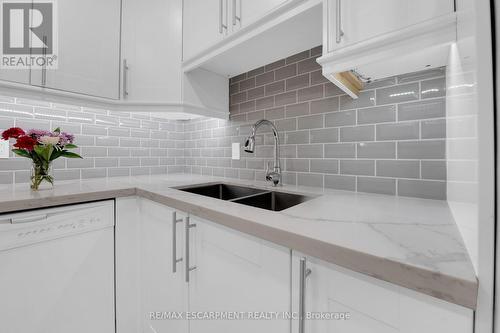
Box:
232;191;311;211
176;183;313;211
176;183;266;200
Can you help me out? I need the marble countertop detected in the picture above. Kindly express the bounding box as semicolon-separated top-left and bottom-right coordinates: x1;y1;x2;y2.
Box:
0;174;477;309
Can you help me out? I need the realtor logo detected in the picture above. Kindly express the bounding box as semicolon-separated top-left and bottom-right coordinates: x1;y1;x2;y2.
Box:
1;0;58;69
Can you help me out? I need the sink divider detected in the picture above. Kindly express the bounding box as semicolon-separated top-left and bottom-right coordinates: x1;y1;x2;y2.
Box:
228;190;272;202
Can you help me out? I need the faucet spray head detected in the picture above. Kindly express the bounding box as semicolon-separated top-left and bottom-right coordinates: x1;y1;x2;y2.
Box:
244;136;255;153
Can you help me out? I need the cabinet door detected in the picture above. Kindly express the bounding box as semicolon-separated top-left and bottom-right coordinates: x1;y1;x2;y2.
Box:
188;215;291;333
116;198;189;333
183;0;227;61
231;0;293;32
0;69;30;86
292;254;473;333
327;0;454;52
121;0;182;102
138;199;189;333
31;0;120;99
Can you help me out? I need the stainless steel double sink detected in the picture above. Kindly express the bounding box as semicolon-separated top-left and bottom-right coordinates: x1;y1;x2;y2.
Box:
176;183;313;212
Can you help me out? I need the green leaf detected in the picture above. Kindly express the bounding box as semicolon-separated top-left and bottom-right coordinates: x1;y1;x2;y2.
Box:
33;145;45;158
64;143;78;149
61;151;82;159
12;149;30;158
53;127;61;134
34;144;53;162
42;144;53;161
49;149;63;161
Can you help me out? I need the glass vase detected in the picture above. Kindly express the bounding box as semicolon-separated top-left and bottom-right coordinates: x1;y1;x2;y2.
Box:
30;161;54;191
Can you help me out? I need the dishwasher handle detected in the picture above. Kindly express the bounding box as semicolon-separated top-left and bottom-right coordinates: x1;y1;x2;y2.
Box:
0;214;49;224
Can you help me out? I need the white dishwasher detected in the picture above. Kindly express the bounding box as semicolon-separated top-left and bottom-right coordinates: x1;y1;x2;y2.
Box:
0;201;115;333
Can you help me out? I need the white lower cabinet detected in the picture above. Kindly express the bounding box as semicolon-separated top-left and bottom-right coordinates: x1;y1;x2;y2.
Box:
116;197;188;333
117;197;473;333
188;215;291;333
116;197;290;333
291;253;474;333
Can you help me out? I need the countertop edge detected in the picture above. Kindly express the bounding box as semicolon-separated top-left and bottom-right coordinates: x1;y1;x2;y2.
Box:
136;188;478;310
0;186;478;310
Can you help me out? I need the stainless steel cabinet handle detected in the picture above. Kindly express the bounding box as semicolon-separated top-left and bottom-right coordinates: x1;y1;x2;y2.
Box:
185;216;197;283
299;258;312;333
219;0;228;33
172;212;183;273
122;59;129;98
335;0;344;43
232;0;241;25
42;36;47;86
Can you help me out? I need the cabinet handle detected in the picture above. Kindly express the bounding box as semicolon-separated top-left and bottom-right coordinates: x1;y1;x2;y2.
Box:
185;216;197;283
42;36;47;86
122;59;129;98
232;0;241;25
335;0;344;43
172;212;183;273
299;257;312;333
219;0;228;33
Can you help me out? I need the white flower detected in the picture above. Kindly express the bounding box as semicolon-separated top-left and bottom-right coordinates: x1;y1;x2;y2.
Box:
39;136;60;145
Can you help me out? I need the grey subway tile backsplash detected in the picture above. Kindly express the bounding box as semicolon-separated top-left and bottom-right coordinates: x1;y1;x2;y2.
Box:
0;46;449;200
310;159;338;174
325;110;356;127
206;46;449;199
376;160;420;179
340;160;375;176
325;174;356;191
357;142;395;159
376;83;419;105
340;125;375;142
376;122;419;141
421;77;446;99
398;179;446;200
325;143;356;158
357;177;396;196
357;105;396;124
339;91;375;110
398;140;445;159
398;99;446;121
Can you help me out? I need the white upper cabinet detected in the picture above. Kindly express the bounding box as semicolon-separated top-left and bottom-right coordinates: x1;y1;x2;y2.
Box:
30;0;121;99
183;0;227;61
230;0;292;32
0;69;30;86
318;0;456;98
121;0;183;102
182;0;313;66
326;0;454;53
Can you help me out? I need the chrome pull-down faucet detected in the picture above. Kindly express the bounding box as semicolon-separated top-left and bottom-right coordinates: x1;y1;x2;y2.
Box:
243;119;282;186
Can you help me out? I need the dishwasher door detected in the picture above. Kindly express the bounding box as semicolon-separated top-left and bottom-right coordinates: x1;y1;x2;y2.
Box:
0;201;115;333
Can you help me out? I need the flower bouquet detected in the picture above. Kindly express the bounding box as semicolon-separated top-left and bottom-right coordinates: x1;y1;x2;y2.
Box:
2;127;82;190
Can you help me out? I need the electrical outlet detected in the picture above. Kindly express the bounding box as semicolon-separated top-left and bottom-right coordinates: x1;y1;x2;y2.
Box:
232;142;240;160
0;140;9;159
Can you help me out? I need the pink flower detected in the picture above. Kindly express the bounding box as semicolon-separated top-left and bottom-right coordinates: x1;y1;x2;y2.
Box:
27;129;50;140
39;136;60;145
59;132;75;145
